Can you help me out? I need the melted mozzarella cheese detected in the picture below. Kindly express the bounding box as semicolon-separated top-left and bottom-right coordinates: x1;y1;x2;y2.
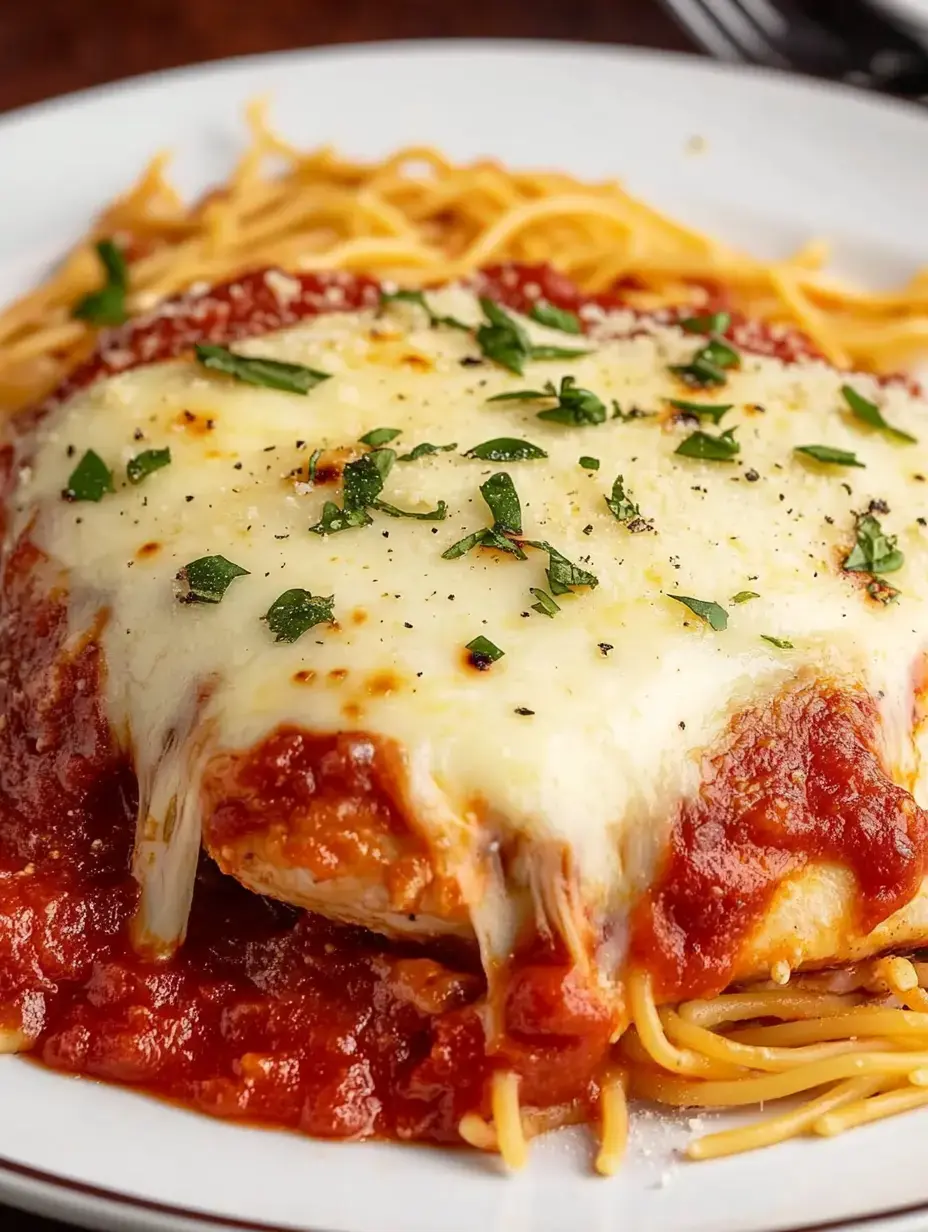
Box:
11;285;928;969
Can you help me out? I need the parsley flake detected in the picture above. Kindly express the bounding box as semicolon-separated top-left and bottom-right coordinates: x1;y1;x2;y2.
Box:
579;456;600;471
265;589;334;642
464;438;548;461
359;427;401;447
761;634;794;649
379;288;468;330
675;427;740;462
466;635;505;669
398;442;457;462
667;594;728;631
605;474;640;523
73;239;128;326
195;344;330;394
841;385;916;445
476;298;587;373
62;450;114;502
795;444;864;468
530;588;560;618
529;301;582;334
480;472;522;535
680;311;732;336
732;590;760;604
843;512;905;575
667;399;733;425
175;555;250;604
127;447;171;485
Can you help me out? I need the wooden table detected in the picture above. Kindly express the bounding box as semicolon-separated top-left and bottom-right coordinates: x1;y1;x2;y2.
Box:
0;2;695;1228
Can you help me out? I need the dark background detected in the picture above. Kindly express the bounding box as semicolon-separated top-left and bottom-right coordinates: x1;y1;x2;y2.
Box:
0;0;694;1228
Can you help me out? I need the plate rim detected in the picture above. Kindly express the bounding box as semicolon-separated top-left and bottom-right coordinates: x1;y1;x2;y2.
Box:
2;36;928;1232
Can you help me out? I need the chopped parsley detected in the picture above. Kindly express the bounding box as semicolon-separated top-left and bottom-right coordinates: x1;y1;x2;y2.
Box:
675;427;740;461
680;311;732;336
464;437;548;461
761;634;794;649
841;385;916;445
480;472;522;534
127;447;171;485
309;450;391;534
476;298;587;373
667;399;733;424
62;450;114;502
466;635;505;669
175;555;249;604
671;337;740;388
265;589;334;642
307;448;323;484
359;427;401;447
843;512;905;575
442;471;527;560
579;456;600;471
794;443;864;468
398;441;457;462
527;540;598;595
530;588;560;617
667;594;728;631
529;301;582;334
73;239;128;326
310;501;372;534
195;343;330;394
374;500;447;520
490;376;606;426
605;474;640;523
731;590;760;604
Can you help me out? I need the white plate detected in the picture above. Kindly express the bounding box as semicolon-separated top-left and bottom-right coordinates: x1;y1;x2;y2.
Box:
2;39;928;1232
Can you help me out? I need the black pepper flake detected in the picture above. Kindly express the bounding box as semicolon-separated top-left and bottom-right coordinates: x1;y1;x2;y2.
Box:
296;440;306;449
447;594;455;600
263;445;276;453
404;622;413;629
133;428;144;442
868;498;890;515
460;356;483;367
514;707;535;716
66;444;76;457
382;530;390;538
274;534;289;540
598;643;614;656
678;720;686;730
744;469;759;483
918;517;927;527
825;515;835;525
582;524;593;535
233;461;243;470
915;474;926;482
185;495;194;502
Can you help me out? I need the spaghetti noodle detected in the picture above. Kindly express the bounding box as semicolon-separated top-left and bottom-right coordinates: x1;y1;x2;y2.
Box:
4;99;928;416
5;102;928;1179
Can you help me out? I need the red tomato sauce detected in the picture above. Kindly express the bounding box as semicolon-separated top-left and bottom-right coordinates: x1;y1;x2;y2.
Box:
0;264;921;1144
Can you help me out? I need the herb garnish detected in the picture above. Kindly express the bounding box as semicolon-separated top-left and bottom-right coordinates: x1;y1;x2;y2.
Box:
307;448;323;484
671;337;740;388
529;301;582;334
526;541;598;595
579;456;600;471
530;588;560;617
490;376;606;426
442;471;527;559
63;450;114;502
841;385;916;445
675;427;740;462
398;442;457;461
195;344;330;394
476;298;587;373
375;500;447;520
732;590;760;603
667;594;729;631
466;635;505;669
127;447;171;485
480;472;522;534
265;589;334;642
359;427;401;447
680;311;732;336
794;444;864;468
843;512;905;575
310;501;373;534
761;634;794;649
464;438;548;461
379;288;468;330
668;399;733;425
174;555;250;604
605;474;639;523
73;239;128;327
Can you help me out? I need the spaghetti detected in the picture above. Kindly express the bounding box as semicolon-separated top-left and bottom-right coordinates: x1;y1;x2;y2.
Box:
4;99;928;416
5;103;928;1179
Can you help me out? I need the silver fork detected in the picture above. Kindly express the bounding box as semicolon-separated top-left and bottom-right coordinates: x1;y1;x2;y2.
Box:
660;0;928;96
